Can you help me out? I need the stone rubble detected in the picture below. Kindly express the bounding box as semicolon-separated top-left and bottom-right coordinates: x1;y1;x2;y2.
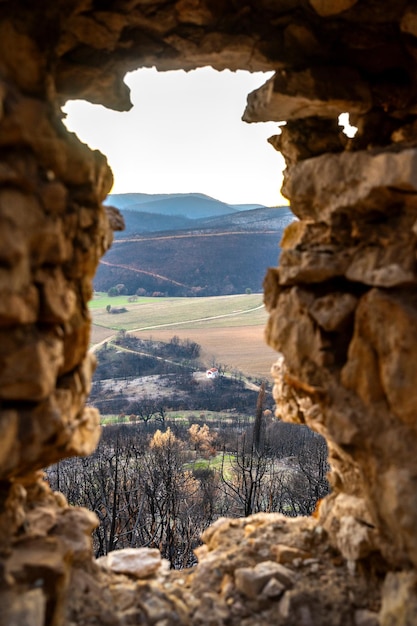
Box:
97;547;169;579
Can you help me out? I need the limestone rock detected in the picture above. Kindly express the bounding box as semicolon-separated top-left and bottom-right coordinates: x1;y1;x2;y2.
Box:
272;544;311;565
336;515;375;562
380;572;417;626
346;247;416;288
243;67;371;123
98;548;164;579
0;21;46;93
25;505;58;538
270;118;346;166
283;147;417;222
235;561;294;599
52;507;99;563
0;286;39;326
0;328;63;401
320;494;377;561
342;289;417;425
175;0;214;26
308;0;359;17
0;589;46;626
309;293;358;332
105;205;125;231
279;247;352;284
355;609;380;626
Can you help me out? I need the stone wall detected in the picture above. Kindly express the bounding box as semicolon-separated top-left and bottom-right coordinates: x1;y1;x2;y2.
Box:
0;1;417;624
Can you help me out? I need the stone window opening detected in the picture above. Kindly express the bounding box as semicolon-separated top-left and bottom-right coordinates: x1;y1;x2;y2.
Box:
53;64;334;556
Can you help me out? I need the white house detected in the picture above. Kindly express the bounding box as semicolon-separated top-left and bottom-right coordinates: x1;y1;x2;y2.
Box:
206;367;219;379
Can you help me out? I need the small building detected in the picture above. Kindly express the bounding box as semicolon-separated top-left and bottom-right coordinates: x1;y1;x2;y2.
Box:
206;367;219;379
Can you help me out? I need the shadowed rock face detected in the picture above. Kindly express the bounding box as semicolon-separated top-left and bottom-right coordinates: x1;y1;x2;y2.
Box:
0;1;417;624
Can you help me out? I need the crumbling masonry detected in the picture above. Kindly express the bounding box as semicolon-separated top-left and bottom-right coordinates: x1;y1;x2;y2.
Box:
1;1;417;624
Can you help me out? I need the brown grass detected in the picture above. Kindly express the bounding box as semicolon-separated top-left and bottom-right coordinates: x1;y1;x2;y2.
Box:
90;325;115;345
134;325;278;379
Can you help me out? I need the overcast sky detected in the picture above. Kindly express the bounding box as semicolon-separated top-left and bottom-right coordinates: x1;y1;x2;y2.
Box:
63;67;287;206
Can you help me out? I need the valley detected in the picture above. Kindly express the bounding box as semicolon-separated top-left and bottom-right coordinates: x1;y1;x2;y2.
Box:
96;193;294;297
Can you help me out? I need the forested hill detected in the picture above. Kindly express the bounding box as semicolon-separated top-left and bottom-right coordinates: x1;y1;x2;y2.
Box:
95;201;295;297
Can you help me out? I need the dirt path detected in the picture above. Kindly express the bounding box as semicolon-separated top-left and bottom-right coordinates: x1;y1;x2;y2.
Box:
128;304;264;333
92;339;264;391
90;306;276;380
139;326;277;380
99;259;189;287
90;304;264;352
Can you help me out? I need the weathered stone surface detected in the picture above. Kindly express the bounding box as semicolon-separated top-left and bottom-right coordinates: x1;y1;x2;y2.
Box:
283;147;417;221
0;589;46;626
269;118;347;167
308;0;359;17
380;572;417;626
309;293;358;332
272;544;310;565
0;21;46;93
342;289;417;426
235;561;294;599
52;507;99;562
279;246;352;284
0;328;63;401
243;67;371;123
98;548;164;579
354;609;380;626
337;515;374;562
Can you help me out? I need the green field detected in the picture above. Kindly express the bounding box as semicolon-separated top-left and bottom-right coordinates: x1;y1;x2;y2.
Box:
89;292;156;310
100;410;254;425
185;452;235;478
90;292;266;332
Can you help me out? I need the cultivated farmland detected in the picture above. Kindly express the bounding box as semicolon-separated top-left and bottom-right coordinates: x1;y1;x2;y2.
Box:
90;293;277;378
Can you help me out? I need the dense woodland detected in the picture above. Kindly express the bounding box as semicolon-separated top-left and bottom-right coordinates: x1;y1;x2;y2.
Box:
95;202;294;297
95;231;285;297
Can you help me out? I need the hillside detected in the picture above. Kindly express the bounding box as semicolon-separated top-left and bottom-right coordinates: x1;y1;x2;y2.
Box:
117;210;195;235
94;205;294;297
107;192;236;219
106;192;267;220
114;205;293;237
197;206;294;232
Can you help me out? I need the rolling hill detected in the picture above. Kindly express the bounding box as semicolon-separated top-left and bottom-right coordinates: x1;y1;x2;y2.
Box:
106;192;265;220
113;206;293;238
95;200;294;297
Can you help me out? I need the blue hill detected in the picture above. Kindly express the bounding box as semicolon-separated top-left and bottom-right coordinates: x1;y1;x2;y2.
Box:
106;192;268;220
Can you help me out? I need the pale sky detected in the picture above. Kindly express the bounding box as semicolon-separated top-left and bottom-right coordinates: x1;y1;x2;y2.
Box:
63;67;288;207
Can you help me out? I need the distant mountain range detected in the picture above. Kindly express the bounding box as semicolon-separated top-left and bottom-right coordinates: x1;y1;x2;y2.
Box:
106;192;266;219
106;192;291;237
96;193;295;297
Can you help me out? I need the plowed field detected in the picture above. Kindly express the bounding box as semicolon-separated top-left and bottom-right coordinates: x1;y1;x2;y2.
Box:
134;326;277;379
